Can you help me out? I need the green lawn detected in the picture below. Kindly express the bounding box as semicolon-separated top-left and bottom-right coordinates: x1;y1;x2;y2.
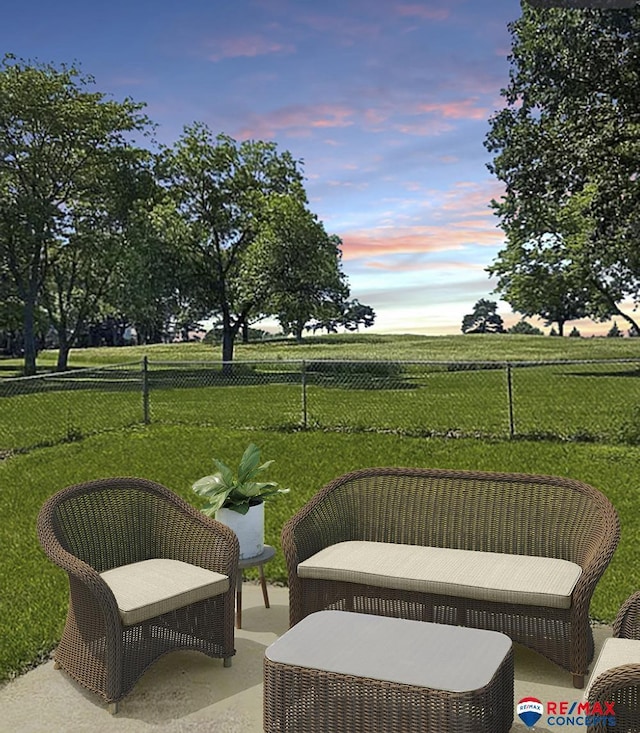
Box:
2;333;640;683
1;423;638;682
3;357;640;452
3;331;640;376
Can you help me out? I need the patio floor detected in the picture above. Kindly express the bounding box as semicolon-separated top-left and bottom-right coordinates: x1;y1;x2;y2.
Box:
0;583;612;732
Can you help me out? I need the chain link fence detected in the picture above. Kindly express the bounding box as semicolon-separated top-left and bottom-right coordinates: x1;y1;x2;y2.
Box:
2;357;640;454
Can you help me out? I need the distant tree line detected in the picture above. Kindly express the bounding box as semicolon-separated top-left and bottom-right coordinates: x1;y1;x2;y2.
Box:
0;54;374;374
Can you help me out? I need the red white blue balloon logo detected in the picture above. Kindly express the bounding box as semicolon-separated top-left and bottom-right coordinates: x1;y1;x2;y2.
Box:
517;697;543;728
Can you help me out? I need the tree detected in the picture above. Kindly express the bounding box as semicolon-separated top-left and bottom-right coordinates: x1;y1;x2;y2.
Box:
485;5;640;335
244;196;349;342
0;54;150;374
157;124;306;364
341;299;376;332
461;299;505;334
607;321;623;338
487;234;599;336
508;320;543;336
41;149;155;369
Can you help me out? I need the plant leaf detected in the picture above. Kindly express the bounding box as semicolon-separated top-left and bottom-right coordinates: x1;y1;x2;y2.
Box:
213;459;235;488
192;474;226;496
237;443;261;483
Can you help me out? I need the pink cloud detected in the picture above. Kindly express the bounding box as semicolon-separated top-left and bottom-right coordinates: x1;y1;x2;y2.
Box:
418;98;489;120
297;13;381;43
439;181;505;215
365;259;481;272
208;35;294;61
238;103;355;139
396;4;450;21
337;180;506;261
393;119;454;136
341;223;502;261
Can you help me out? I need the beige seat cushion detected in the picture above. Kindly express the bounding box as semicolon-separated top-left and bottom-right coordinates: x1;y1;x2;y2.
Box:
584;637;640;698
297;541;582;609
101;558;229;626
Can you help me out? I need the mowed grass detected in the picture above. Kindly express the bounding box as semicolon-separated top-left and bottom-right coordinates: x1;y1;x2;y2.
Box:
2;333;640;682
3;331;640;376
3;358;640;452
1;423;638;682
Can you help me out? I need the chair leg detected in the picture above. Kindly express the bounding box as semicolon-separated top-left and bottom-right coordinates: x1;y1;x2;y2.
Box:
224;657;232;668
53;660;61;669
108;701;120;715
573;673;584;689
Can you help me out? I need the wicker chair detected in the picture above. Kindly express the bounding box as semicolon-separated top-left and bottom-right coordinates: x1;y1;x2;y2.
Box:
586;592;640;733
282;467;620;688
37;477;239;713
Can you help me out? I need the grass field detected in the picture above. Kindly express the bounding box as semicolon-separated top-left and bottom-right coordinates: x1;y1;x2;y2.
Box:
2;349;640;452
2;333;640;683
1;424;638;683
3;331;640;376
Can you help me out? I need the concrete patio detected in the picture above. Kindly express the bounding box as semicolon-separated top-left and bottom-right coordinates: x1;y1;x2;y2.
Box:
0;583;612;732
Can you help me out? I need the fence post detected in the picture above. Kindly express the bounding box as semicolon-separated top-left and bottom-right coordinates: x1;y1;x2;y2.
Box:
142;356;150;425
506;362;515;438
301;360;307;429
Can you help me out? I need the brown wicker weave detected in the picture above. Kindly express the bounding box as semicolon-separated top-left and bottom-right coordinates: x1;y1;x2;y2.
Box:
587;592;640;733
37;477;239;711
281;467;620;688
263;611;514;733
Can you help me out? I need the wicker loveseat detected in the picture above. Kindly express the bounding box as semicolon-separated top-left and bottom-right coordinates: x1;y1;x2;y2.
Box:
586;592;640;732
282;467;620;688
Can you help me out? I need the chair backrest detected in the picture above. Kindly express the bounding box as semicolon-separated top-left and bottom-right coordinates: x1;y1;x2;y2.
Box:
298;467;619;565
38;477;190;572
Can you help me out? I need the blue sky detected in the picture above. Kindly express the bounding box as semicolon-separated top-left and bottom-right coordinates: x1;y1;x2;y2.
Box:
1;0;569;334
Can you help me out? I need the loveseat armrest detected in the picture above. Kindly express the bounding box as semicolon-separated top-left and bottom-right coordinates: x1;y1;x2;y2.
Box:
613;592;640;640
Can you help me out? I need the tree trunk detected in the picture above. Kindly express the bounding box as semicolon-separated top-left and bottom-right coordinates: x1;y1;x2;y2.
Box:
242;321;249;344
222;320;236;377
294;322;303;343
22;293;38;376
557;320;565;337
56;334;71;371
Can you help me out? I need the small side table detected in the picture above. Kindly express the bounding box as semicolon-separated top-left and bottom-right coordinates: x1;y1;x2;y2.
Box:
236;544;276;629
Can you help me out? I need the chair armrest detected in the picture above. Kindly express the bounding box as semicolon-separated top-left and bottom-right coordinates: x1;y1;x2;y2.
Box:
37;518;122;629
587;662;640;704
614;592;640;640
165;508;239;580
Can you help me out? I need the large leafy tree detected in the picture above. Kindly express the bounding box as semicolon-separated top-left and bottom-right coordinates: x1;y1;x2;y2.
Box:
41;149;155;369
488;234;594;336
245;196;349;342
157;124;306;363
485;4;640;333
0;54;150;374
461;299;505;334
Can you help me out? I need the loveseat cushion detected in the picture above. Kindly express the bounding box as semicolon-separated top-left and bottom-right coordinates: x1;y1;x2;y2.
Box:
584;637;640;698
297;541;582;610
100;558;229;626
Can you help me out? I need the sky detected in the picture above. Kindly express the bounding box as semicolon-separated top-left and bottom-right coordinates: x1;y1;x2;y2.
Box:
1;0;622;336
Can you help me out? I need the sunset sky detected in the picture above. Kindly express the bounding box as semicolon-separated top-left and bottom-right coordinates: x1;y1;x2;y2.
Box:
2;0;619;335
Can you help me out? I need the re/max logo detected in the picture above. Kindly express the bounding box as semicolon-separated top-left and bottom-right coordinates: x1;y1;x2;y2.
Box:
547;701;616;716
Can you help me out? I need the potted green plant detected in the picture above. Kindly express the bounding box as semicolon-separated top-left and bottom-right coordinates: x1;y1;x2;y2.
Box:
192;443;289;559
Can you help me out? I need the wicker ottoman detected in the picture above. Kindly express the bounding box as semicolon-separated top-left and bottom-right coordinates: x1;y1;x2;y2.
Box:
264;611;513;733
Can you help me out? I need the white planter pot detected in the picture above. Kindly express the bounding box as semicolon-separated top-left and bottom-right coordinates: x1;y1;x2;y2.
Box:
216;502;264;560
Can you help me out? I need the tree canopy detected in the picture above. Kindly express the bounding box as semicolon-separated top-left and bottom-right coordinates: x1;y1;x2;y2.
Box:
0;54;151;373
461;299;506;334
0;57;375;372
485;4;640;334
